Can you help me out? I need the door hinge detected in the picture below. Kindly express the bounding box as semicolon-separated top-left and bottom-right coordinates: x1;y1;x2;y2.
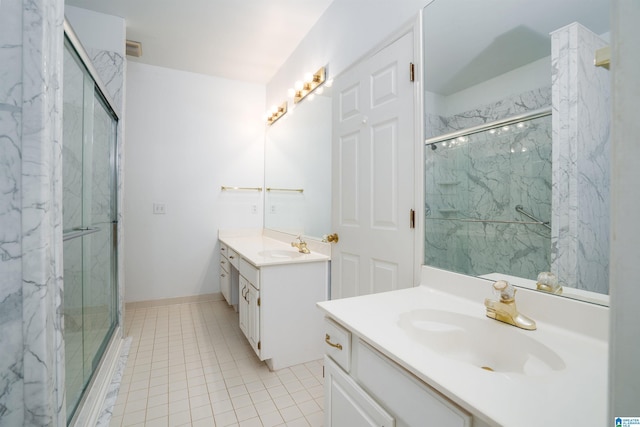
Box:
410;209;415;229
257;341;261;350
257;297;261;306
409;62;415;82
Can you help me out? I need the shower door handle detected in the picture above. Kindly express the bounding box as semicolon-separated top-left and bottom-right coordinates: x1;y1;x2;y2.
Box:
63;226;101;241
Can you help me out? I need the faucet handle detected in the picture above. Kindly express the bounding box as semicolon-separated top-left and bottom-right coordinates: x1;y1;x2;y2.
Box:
492;280;515;302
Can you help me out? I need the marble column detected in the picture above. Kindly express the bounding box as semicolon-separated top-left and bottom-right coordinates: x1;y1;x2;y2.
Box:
1;0;66;425
551;22;611;294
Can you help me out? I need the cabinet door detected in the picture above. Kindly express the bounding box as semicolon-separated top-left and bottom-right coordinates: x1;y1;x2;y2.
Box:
239;276;249;338
324;356;394;427
247;284;260;356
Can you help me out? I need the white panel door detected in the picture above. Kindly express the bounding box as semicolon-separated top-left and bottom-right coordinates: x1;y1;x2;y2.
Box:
331;31;415;299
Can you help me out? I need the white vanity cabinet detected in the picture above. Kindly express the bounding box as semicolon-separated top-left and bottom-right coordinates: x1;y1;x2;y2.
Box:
324;356;395;427
220;235;330;370
219;243;238;309
239;259;260;354
323;318;474;427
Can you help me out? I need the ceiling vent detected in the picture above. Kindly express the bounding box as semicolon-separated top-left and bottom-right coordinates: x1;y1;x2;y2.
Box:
126;40;142;57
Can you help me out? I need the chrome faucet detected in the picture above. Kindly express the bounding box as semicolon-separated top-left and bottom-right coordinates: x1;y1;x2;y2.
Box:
291;235;310;254
484;280;536;331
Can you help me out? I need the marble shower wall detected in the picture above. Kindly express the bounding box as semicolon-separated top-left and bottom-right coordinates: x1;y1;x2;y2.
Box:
551;23;610;294
1;1;125;425
0;0;27;423
425;100;552;280
85;46;126;375
425;87;552;140
0;0;66;425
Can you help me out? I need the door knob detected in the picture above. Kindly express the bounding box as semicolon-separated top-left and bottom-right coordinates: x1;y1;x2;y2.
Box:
324;233;339;243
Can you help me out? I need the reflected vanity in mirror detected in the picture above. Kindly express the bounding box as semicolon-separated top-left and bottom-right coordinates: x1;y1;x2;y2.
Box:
422;0;610;304
264;86;332;239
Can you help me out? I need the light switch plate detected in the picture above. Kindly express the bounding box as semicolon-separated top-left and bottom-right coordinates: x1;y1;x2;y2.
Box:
153;203;166;214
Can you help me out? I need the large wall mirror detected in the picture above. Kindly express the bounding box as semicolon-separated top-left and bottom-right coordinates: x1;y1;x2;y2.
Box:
422;0;610;304
264;88;332;239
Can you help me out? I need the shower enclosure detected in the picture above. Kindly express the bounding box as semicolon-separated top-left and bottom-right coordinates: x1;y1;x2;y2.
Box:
424;109;552;281
62;32;119;424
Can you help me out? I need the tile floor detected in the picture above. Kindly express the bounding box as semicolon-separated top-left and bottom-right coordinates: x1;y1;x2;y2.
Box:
109;300;324;427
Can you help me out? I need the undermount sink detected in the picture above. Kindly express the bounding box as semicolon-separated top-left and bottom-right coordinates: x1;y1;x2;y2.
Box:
258;249;303;259
398;309;565;377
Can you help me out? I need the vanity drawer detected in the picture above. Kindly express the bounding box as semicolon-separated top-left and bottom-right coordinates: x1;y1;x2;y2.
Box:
228;248;240;269
220;242;228;256
239;258;259;287
324;318;351;372
355;341;471;427
220;254;231;272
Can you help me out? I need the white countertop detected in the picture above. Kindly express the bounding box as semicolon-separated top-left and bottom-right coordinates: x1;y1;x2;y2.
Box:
219;234;330;267
317;284;608;426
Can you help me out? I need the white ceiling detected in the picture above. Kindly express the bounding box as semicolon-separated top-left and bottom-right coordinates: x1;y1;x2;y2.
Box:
423;0;610;95
65;0;335;84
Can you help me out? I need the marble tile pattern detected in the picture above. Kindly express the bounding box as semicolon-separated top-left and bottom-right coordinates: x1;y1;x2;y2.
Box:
425;114;552;281
1;1;126;425
85;46;126;343
425;86;552;140
95;337;132;427
0;0;67;425
551;23;610;294
0;0;26;424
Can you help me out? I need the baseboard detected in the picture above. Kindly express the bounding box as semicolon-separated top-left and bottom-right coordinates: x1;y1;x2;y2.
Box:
125;292;223;310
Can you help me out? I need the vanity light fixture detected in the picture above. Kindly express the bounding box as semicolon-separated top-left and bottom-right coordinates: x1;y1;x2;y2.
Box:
293;67;326;104
266;102;288;125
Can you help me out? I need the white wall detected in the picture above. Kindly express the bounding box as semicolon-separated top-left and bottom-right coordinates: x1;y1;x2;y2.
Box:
609;0;640;416
439;56;551;116
65;6;125;54
124;62;265;302
266;0;432;105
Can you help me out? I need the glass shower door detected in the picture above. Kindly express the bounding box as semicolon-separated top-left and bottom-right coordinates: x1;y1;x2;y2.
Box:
62;38;118;424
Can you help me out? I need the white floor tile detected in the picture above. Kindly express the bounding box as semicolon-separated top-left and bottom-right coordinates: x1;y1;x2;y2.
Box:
115;300;325;426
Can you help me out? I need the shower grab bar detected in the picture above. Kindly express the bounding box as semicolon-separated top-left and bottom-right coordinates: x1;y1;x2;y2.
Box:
63;226;101;241
426;217;550;229
515;205;551;230
221;186;263;192
425;107;552;146
266;187;304;193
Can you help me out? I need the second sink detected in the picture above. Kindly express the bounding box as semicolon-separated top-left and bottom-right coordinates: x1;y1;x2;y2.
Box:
258;249;303;259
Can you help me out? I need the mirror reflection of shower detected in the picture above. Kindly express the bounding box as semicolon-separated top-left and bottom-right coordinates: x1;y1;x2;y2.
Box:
424;110;552;282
